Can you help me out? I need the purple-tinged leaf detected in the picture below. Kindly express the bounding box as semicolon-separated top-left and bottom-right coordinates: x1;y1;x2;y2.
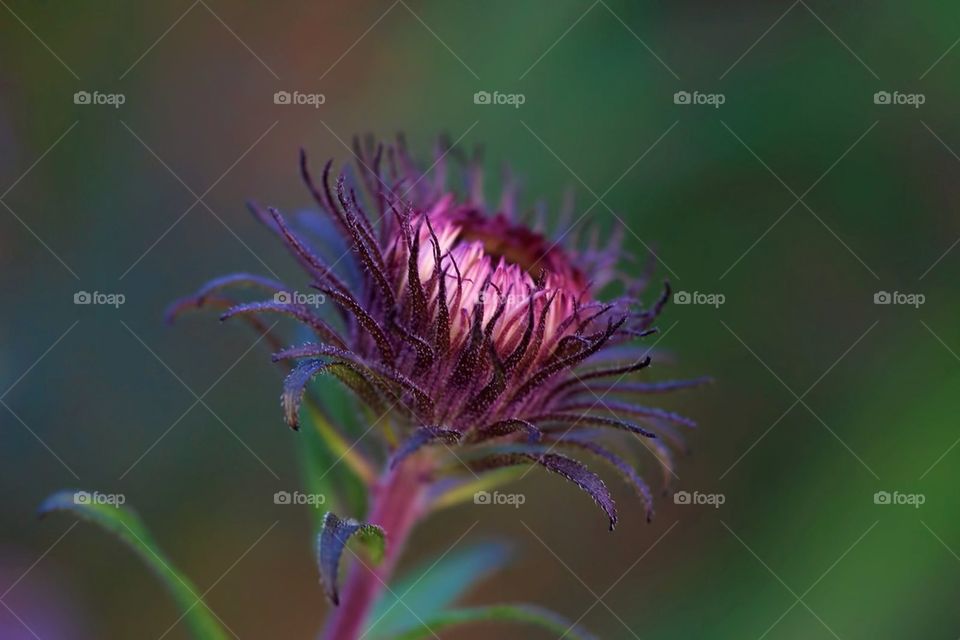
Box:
558;400;698;428
163;272;284;325
525;412;657;438
220;301;346;349
272;343;434;417
549;437;655;522
282;359;330;430
300;149;347;229
317;286;396;365
509;317;625;405
164;294;286;354
467;453;618;530
317;512;385;606
573;376;713;397
265;207;351;295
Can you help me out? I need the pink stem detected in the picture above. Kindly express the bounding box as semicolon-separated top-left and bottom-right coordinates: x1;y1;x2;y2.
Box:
322;455;431;640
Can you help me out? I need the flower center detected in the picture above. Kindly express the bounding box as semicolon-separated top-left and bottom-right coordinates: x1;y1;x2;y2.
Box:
451;208;585;288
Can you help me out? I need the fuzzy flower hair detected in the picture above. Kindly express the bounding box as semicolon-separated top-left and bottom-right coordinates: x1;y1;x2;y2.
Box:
169;136;707;530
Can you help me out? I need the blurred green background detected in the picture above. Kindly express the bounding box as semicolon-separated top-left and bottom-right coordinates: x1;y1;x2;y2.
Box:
2;1;959;638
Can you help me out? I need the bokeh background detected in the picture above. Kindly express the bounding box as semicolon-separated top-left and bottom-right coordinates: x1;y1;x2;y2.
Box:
2;1;959;638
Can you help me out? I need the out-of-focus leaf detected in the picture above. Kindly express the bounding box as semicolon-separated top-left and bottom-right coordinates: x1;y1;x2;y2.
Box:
299;400;370;522
364;542;510;638
389;604;596;640
390;426;461;469
429;466;526;512
38;490;228;640
317;512;385;605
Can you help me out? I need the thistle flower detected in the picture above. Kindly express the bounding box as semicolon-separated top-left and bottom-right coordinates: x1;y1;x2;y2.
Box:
168;136;706;638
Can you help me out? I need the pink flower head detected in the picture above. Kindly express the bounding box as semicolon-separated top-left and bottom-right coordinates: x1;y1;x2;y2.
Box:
170;136;708;529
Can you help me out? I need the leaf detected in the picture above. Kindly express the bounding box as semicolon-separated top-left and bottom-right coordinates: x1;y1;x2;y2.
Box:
38;490;228;640
430;466;527;512
317;512;385;605
282;359;330;429
364;542;511;639
550;437;656;522
467;452;619;530
389;426;462;469
389;604;597;640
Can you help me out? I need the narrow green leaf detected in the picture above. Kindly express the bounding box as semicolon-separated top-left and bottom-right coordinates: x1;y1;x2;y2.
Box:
297;401;370;528
38;490;228;640
364;542;510;638
317;512;385;605
390;604;597;640
290;324;373;520
430;467;527;512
